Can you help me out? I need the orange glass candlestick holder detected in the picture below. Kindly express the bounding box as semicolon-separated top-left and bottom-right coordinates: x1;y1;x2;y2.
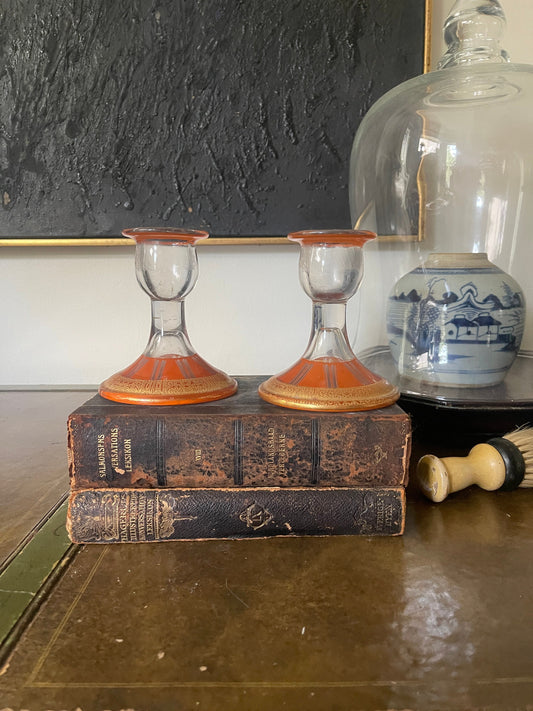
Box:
259;230;399;411
99;227;237;406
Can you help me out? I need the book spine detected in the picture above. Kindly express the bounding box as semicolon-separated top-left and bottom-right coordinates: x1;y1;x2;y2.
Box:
66;487;405;542
68;412;410;489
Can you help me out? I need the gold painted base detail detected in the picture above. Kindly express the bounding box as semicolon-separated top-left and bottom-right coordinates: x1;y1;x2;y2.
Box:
258;377;400;412
99;373;238;406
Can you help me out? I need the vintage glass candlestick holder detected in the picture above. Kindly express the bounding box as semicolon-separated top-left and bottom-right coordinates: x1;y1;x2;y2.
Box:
99;227;237;405
259;230;399;411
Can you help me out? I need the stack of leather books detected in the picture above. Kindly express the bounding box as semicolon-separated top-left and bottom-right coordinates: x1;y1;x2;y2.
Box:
66;376;411;542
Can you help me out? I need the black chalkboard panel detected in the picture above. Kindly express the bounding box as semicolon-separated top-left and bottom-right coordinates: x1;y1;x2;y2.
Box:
0;0;427;240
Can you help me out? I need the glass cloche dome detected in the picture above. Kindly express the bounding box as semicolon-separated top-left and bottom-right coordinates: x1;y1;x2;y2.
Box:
349;0;533;412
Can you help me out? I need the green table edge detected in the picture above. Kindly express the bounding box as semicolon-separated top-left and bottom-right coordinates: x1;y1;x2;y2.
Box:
0;499;76;653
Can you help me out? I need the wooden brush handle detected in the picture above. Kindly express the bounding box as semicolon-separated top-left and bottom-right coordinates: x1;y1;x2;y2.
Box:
417;443;507;502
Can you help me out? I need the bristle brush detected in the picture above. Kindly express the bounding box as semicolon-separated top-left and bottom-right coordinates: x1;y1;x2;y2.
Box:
417;427;533;502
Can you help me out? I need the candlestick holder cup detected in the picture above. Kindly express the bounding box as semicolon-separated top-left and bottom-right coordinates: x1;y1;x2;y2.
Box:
99;228;237;405
259;230;399;411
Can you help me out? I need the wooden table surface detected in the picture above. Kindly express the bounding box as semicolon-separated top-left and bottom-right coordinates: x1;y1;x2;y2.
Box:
0;390;95;564
1;390;532;711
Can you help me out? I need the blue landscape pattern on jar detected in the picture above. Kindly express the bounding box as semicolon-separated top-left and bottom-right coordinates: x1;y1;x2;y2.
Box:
386;260;525;386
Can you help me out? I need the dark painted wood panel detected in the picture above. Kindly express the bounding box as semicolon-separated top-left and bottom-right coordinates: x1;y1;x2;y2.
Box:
0;0;426;239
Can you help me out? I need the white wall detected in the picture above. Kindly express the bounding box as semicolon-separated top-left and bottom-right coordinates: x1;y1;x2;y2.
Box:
2;0;532;386
0;243;308;385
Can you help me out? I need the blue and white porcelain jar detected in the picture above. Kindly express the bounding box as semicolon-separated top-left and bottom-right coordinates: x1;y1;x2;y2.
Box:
386;253;525;387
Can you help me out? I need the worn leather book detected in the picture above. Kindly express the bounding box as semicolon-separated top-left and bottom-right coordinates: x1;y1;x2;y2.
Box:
68;376;411;490
66;486;406;542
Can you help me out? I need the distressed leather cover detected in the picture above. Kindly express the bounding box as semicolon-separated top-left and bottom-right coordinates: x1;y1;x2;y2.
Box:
66;486;406;542
68;377;411;490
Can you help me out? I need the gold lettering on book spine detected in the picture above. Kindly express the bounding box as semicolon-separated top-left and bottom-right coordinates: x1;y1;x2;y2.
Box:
385;503;394;529
266;426;289;476
124;438;133;472
267;427;276;475
129;491;139;542
376;496;385;532
110;427;120;469
352;491;390;535
137;491;147;541
97;434;106;477
118;492;129;542
146;497;155;538
278;432;288;474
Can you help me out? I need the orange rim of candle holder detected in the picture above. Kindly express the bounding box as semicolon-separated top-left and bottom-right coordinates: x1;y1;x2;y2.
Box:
122;227;209;244
287;229;376;247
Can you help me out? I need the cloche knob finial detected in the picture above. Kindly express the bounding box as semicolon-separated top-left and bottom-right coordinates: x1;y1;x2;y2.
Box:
438;0;509;69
